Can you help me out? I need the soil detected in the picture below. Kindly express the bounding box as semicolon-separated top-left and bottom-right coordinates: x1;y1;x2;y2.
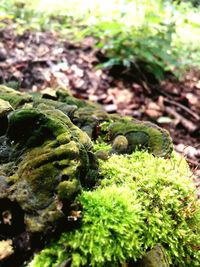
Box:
0;19;200;267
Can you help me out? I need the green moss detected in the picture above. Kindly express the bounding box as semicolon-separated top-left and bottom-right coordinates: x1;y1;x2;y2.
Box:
57;179;81;200
56;88;98;109
29;185;145;267
56;132;71;144
93;140;112;153
29;151;200;267
99;152;200;266
0;85;32;108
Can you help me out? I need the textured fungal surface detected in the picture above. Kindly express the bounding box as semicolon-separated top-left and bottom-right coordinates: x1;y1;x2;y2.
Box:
0;86;173;233
107;118;173;157
0;86;96;236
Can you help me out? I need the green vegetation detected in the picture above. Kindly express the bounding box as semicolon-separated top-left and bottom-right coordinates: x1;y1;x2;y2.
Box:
29;151;200;267
1;0;200;80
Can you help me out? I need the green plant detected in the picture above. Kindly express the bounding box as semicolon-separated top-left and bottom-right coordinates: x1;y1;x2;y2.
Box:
86;20;178;80
0;0;78;33
77;0;200;80
172;1;200;70
1;0;200;79
174;0;200;8
29;151;200;267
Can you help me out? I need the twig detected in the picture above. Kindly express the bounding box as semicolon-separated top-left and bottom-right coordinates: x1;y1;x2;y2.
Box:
186;157;200;168
153;84;179;100
11;58;58;68
132;62;151;93
164;98;200;120
165;106;198;133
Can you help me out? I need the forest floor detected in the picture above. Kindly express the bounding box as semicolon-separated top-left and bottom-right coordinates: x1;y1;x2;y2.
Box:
0;21;199;196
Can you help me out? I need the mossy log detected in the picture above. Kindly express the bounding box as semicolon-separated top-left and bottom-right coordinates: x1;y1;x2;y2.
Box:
1;86;198;267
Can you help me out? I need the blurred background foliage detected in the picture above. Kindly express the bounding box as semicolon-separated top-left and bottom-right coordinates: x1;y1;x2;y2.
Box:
0;0;200;80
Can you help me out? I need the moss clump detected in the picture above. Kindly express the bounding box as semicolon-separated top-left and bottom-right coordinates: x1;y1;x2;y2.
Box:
29;151;200;267
99;151;200;266
29;185;145;267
